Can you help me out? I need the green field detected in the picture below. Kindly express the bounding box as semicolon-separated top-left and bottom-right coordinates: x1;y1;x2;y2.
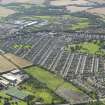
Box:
65;41;105;55
71;19;90;30
0;91;27;105
80;42;99;54
23;66;86;104
25;66;82;93
19;71;64;104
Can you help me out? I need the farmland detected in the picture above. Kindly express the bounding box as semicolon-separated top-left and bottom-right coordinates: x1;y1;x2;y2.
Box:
86;7;105;16
0;6;15;17
50;0;90;6
0;53;32;73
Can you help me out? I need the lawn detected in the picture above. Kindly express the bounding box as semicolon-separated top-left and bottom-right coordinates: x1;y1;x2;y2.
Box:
25;66;82;93
19;74;64;104
65;41;104;55
80;42;100;54
24;66;86;104
0;91;27;105
71;19;89;30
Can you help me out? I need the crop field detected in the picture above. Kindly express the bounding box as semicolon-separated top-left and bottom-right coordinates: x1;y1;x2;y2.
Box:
66;6;91;13
0;0;45;4
86;7;105;15
4;53;32;68
0;54;17;73
0;53;32;73
0;6;15;17
50;0;89;6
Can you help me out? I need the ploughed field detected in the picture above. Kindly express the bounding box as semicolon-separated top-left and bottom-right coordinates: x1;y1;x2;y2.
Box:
1;32;105;100
0;6;15;17
0;53;32;73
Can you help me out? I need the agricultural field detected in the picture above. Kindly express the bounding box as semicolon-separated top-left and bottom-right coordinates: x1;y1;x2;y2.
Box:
0;6;15;17
86;7;105;16
66;6;91;13
50;0;90;6
4;53;32;68
0;53;32;73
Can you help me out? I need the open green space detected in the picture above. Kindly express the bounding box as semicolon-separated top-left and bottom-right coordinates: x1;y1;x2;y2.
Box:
23;66;87;104
25;66;82;93
5;87;30;100
19;74;64;104
0;91;27;105
65;41;105;55
80;42;99;54
71;19;90;30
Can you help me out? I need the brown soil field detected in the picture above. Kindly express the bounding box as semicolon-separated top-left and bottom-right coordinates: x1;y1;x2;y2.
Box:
0;55;17;73
86;7;105;15
0;6;15;17
0;53;32;73
0;0;45;4
4;53;32;68
50;0;89;6
66;6;91;13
